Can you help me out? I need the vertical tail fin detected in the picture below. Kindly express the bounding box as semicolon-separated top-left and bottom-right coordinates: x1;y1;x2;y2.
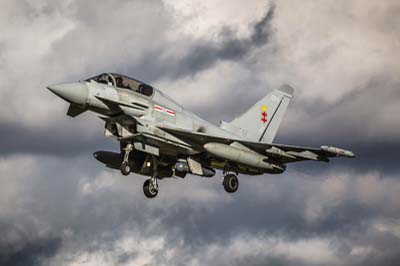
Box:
224;85;294;143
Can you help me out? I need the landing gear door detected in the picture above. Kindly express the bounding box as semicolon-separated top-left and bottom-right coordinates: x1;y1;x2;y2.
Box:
134;142;159;156
187;156;203;176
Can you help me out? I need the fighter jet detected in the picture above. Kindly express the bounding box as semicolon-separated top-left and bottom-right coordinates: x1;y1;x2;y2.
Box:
47;73;355;198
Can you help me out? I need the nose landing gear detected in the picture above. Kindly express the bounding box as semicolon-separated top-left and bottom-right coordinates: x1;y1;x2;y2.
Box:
120;143;133;176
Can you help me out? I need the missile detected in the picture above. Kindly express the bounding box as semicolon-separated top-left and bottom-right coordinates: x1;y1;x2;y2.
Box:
320;145;355;158
204;142;285;173
265;146;297;160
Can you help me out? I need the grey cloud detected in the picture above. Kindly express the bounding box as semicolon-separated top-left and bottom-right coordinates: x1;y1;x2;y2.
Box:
0;0;172;126
0;121;114;157
156;4;275;80
101;4;276;82
0;234;61;266
188;6;272;71
0;2;275;157
1;155;400;265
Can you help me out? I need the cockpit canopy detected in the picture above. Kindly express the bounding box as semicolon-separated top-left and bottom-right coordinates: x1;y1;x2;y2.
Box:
86;73;154;97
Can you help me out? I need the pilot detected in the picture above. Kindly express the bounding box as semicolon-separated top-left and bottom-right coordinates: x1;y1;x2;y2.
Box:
115;77;124;88
106;75;114;86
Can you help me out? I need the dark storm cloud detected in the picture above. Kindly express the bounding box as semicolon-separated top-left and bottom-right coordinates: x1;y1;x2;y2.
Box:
0;2;276;157
0;122;114;157
0;236;62;266
124;4;275;81
286;140;400;175
169;4;275;78
1;155;399;265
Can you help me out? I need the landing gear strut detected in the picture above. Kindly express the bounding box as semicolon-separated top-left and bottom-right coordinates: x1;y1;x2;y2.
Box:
222;165;239;193
120;143;133;176
143;155;159;198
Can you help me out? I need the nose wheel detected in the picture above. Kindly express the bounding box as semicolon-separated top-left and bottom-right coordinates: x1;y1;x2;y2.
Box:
120;143;133;176
120;162;131;176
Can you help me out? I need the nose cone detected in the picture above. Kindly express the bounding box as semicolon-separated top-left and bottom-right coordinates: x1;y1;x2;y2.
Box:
47;83;88;105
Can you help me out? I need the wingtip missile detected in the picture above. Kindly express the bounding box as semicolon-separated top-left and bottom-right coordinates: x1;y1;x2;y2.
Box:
320;145;355;158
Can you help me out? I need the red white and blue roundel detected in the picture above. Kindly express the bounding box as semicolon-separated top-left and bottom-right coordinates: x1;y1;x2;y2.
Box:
261;105;268;123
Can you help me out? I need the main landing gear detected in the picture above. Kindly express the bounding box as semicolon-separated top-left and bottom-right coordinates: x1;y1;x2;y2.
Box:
143;155;159;198
222;166;239;193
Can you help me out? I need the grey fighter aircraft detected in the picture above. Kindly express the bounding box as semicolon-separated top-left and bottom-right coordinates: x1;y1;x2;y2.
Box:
47;73;355;198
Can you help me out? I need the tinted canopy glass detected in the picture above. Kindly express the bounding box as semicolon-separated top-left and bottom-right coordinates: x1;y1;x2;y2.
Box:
86;73;154;97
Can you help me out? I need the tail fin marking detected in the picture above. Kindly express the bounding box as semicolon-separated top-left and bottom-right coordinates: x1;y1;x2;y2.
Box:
225;84;294;143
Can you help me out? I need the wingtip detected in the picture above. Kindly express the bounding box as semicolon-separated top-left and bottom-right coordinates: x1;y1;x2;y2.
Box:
320;145;355;158
278;84;294;96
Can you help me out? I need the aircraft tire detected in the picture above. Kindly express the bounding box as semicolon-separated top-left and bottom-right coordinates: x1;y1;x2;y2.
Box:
223;174;239;193
143;179;158;198
120;162;131;176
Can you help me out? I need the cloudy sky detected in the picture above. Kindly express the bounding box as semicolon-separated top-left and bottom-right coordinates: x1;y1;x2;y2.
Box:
1;0;400;265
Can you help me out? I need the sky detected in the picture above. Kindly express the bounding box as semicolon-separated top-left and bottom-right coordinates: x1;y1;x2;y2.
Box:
0;0;400;265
